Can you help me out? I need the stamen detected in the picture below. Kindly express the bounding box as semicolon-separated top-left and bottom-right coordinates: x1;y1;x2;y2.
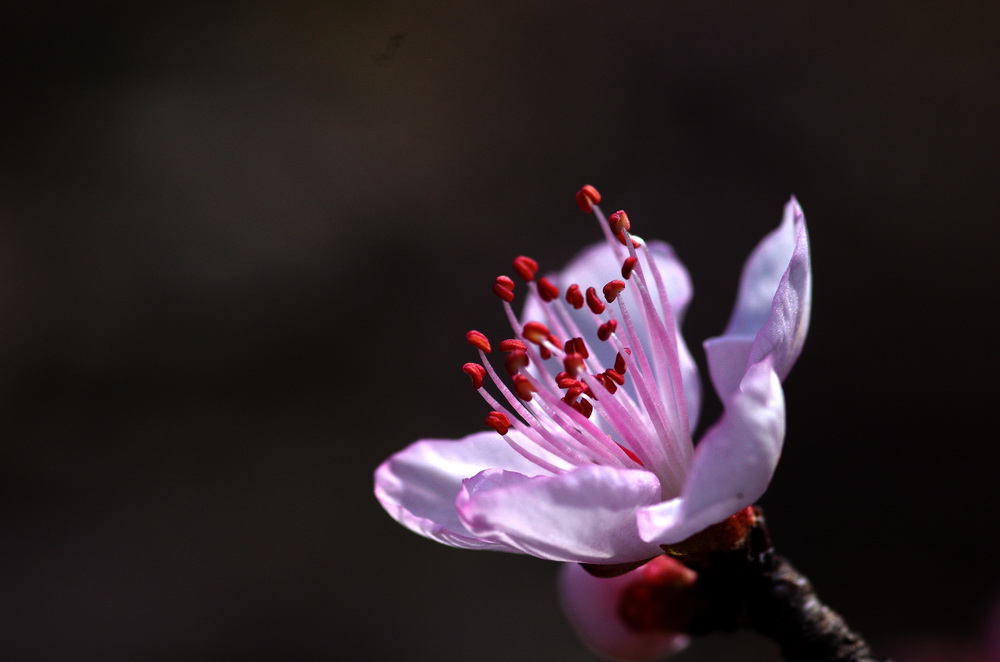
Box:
504;349;530;375
575;185;602;213
485;411;511;435
493;276;515;302
513;256;539;282
585;287;605;314
565;284;584;309
499;338;527;352
512;374;535;401
537;277;559;302
462;362;487;389
563;353;586;375
522;321;551;345
466;330;492;353
598;319;618;341
615;352;628;375
621;256;638;280
605;369;625;385
603;279;626;303
608;210;631;234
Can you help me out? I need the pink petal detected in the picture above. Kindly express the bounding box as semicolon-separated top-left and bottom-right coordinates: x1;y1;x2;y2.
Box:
373;431;551;552
559;562;690;661
705;198;811;400
456;465;664;563
637;359;785;546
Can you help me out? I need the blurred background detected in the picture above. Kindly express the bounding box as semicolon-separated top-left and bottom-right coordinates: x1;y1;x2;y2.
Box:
1;1;998;660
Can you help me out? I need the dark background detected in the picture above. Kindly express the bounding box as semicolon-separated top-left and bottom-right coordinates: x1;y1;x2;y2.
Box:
1;2;997;660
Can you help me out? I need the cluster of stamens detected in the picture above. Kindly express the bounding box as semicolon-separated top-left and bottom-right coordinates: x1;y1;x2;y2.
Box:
458;185;692;492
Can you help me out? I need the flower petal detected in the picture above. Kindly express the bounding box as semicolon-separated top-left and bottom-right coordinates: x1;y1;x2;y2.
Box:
523;240;702;430
456;465;664;563
637;359;785;546
559;562;690;661
374;431;551;552
704;198;811;400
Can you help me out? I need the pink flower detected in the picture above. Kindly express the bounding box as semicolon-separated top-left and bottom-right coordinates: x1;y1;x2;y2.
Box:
374;186;810;564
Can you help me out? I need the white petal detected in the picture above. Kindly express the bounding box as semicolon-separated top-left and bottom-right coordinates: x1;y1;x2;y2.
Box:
373;431;550;552
637;360;785;546
559;563;690;661
706;198;811;399
456;465;664;563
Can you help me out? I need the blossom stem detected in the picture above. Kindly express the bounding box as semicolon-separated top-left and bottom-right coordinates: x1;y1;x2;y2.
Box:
680;511;888;662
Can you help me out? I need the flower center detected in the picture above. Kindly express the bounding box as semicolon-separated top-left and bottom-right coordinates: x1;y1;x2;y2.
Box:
462;186;693;497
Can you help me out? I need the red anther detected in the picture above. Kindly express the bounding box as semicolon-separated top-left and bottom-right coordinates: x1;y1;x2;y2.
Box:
512;374;535;401
573;398;594;419
608;210;631;234
504;349;530;375
597;319;618;341
499;338;527;352
575;184;602;213
621;256;639;280
522;321;551;345
616;442;643;466
563;353;585;375
605;368;625;385
565;284;584;310
512;256;539;282
603;280;626;303
563;336;589;359
557;376;581;390
485;411;512;435
585;287;606;314
493;275;515;302
537;277;559;302
466;330;492;353
596;372;618;394
563;386;584;404
539;346;552;360
462;363;487;389
615;352;628;374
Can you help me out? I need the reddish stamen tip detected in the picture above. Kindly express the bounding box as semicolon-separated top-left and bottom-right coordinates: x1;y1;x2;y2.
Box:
504;349;530;375
563;353;585;375
605;368;625;385
564;336;589;359
537;277;559;302
575;185;602;213
539;346;552;360
608;210;631;234
499;338;527;352
522;321;551;345
513;256;539;282
565;284;584;310
574;398;594;419
466;330;492;353
603;280;626;303
493;275;515;302
598;319;618;341
462;362;487;389
615;352;628;374
621;256;638;280
585;287;606;314
485;411;511;435
596;372;618;394
512;374;535;401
